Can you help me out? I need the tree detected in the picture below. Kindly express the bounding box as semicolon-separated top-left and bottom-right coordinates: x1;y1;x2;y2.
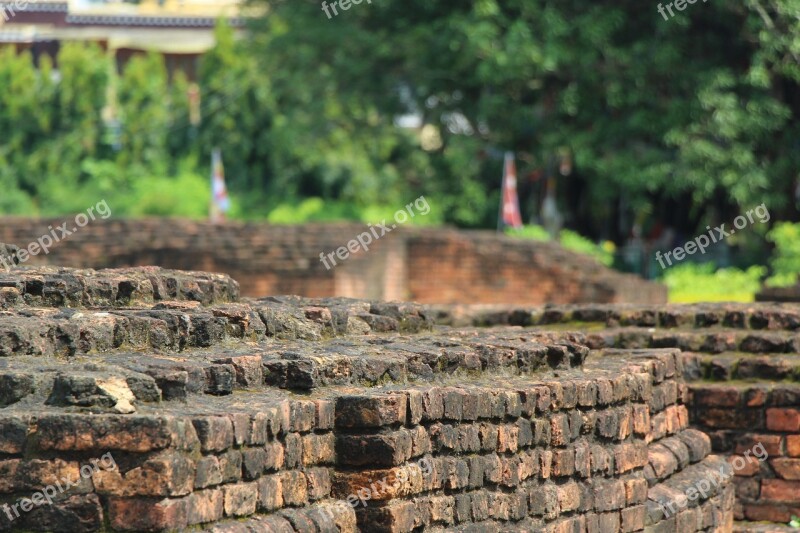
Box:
249;0;800;234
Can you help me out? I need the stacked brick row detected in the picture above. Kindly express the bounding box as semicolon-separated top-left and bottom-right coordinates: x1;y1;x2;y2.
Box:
0;399;356;532
434;302;800;529
0;265;731;532
319;350;732;532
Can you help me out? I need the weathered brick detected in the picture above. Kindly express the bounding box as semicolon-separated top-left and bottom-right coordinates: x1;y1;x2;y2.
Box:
109;496;188;531
557;481;581;513
771;458;800;480
281;471;308;506
315;399;335;430
0;416;28;454
257;474;283;511
336;395;407;428
594;479;625;512
302;433;335;465
37;414;180;452
187;488;224;526
192;416;234;452
337;431;412;467
766;408;800;432
195;456;223;489
550;413;570;446
290;400;316;433
621;505;646;532
223;482;258;517
760;479;800;502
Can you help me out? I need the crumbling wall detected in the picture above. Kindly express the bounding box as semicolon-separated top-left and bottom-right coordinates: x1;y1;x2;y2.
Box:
0;218;665;305
0;262;726;532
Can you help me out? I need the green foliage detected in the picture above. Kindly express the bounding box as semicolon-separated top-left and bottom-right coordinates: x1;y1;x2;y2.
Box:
267;198;360;224
266;197;442;225
766;222;800;287
2;1;800;243
125;171;210;218
507;225;615;266
251;0;800;231
506;225;551;242
660;262;766;303
558;229;616;267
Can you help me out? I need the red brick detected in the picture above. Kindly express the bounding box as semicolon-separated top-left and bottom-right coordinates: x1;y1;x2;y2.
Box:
727;455;760;477
621;505;646;532
109;497;188;531
550;413;570;447
186;489;223;526
222;482;258;517
257;474;283;511
0;459;20;493
676;405;689;430
696;408;762;430
632;405;650;437
648;444;677;478
624;478;648;505
771;458;800;480
37;415;181;453
614;443;642;474
94;453;194;497
744;503;793;523
761;479;800;502
788;435;800;457
692;386;740;407
676;508;700;533
594;480;625;512
557;482;581;513
735;434;782;456
552;448;575;477
335;394;407;429
766;408;800;432
617;407;633;440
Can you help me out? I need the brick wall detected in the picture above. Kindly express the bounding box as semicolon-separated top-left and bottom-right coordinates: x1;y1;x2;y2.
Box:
0;217;666;305
437;302;800;529
0;267;730;532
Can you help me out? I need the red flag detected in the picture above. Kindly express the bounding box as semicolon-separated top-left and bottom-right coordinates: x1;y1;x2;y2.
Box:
500;151;523;228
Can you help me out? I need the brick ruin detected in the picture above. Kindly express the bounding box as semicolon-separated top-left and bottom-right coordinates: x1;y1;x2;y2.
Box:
0;247;797;531
439;303;800;532
0;218;666;305
0;239;800;533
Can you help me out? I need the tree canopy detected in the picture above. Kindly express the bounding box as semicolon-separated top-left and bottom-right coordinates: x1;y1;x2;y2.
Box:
0;0;798;241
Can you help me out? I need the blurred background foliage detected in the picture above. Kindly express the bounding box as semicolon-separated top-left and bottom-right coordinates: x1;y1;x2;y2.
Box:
1;0;800;300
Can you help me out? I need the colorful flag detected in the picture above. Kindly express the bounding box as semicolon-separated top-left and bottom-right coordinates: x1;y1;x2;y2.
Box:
210;148;230;222
500;151;523;229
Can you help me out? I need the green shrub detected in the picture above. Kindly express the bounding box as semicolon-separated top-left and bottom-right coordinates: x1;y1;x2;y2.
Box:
507;225;615;266
128;171;213;218
661;262;766;303
766;222;800;287
506;225;551;242
558;229;615;267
